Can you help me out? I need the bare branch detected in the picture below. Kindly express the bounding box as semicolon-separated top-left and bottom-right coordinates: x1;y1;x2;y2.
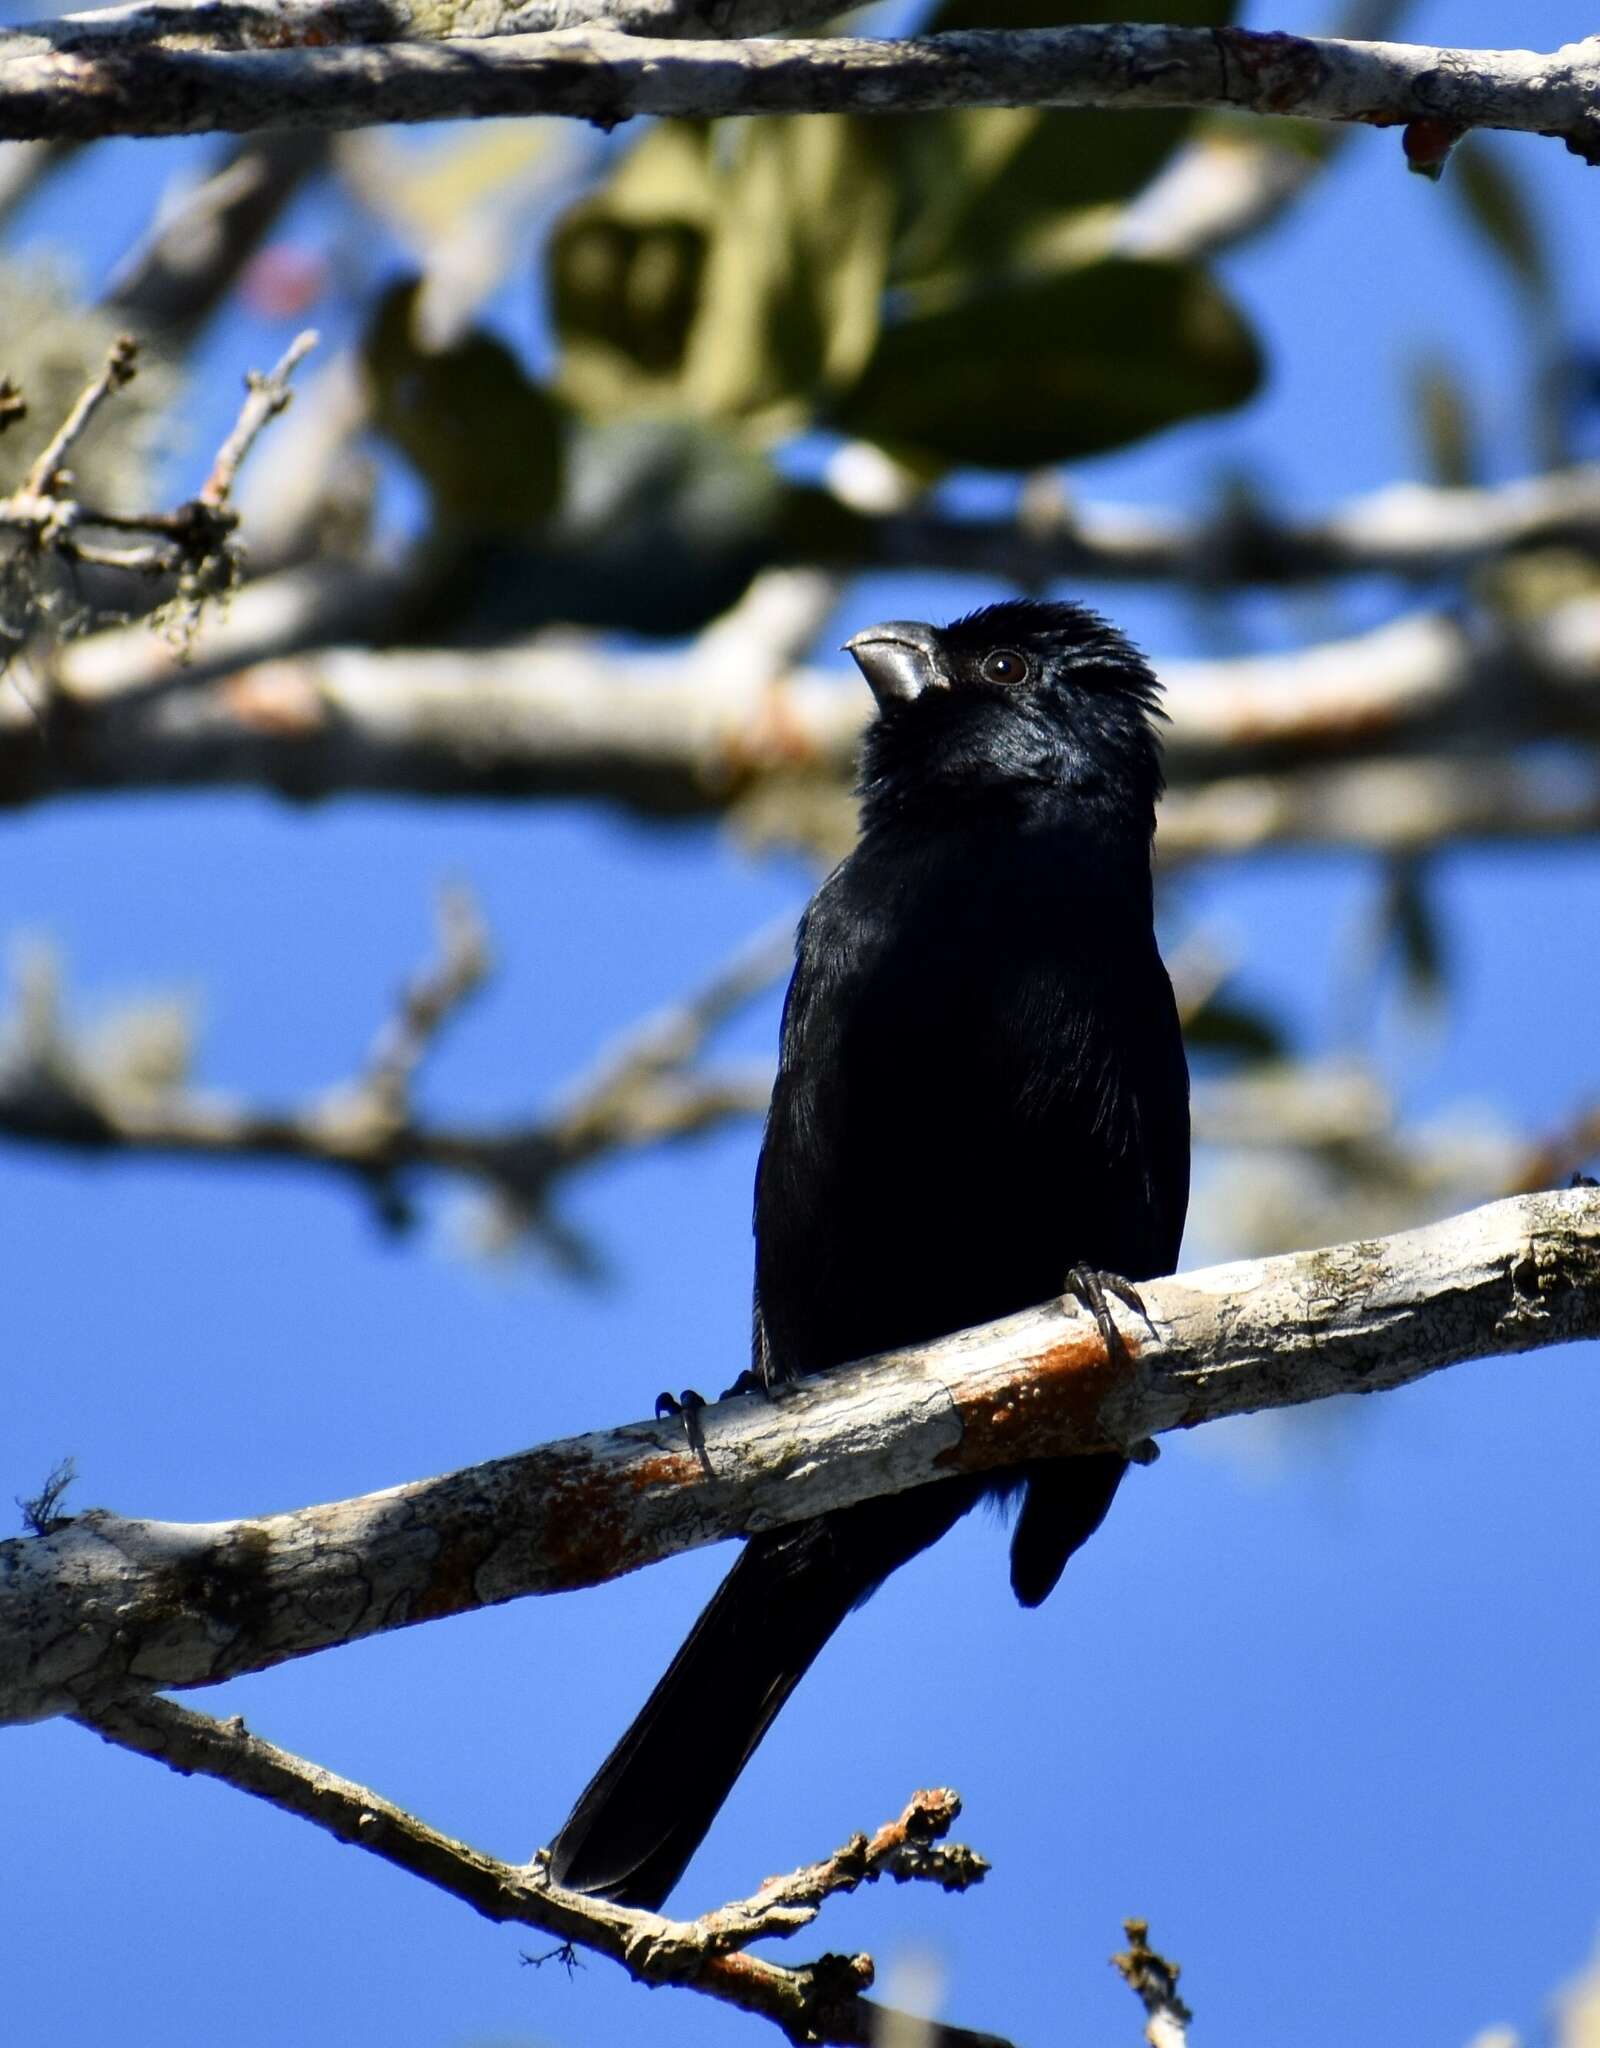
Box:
0;25;1596;153
1114;0;1417;262
20;332;138;499
16;596;1600;845
199;329;320;510
1156;753;1600;863
72;1693;1009;2048
3;1187;1595;1727
105;133;331;344
0;331;318;620
847;464;1600;590
358;883;490;1123
0;905;783;1244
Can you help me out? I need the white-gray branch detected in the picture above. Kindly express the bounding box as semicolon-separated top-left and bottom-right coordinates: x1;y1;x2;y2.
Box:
16;590;1600;840
0;25;1596;151
3;1187;1596;1729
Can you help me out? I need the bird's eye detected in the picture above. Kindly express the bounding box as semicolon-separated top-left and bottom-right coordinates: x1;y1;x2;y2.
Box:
980;648;1029;686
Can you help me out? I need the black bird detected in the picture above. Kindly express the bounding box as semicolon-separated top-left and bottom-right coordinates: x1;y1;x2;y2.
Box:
549;600;1190;1909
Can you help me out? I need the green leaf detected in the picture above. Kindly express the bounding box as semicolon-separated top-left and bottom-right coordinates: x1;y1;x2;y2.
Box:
550;117;893;437
1448;136;1553;307
548;121;716;419
363;279;564;534
834;258;1261;469
891;0;1239;280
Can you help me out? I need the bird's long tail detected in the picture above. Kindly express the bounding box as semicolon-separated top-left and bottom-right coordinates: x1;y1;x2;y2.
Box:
546;1521;871;1910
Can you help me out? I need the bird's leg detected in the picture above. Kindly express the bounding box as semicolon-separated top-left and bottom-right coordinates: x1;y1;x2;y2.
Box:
1063;1264;1154;1366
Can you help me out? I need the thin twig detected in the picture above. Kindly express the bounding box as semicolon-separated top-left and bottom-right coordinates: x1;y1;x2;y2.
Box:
21;333;137;499
0;332;320;641
360;884;491;1123
0;906;786;1245
197;328;319;511
72;1694;1010;2048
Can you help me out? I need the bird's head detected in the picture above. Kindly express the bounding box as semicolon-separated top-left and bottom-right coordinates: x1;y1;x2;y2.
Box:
848;598;1163;839
846;599;1165;837
848;598;1163;835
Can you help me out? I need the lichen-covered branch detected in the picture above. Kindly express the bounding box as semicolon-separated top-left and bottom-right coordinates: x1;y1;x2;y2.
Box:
20;0;852;60
73;1693;1008;2048
3;1186;1595;1728
0;25;1595;152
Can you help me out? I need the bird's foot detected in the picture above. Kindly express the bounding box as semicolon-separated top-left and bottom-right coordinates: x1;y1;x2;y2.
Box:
1063;1265;1153;1364
719;1365;802;1401
655;1388;708;1448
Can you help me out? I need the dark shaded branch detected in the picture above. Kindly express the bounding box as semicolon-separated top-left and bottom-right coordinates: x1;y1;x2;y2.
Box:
104;132;332;347
73;1694;1010;2048
0;25;1596;152
843;465;1600;590
4;1187;1596;1727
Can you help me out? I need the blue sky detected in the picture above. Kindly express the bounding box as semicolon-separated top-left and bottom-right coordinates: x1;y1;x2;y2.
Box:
6;5;1600;2046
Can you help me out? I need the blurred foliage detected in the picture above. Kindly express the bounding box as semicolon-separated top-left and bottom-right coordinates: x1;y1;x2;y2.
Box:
1447;136;1553;314
834;258;1259;468
1409;353;1482;489
365;278;565;534
362;0;1263;636
1183;986;1287;1065
898;0;1238;271
543;9;1259;472
551;117;895;439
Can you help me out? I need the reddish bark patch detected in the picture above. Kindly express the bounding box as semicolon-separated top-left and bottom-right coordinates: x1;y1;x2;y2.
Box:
940;1327;1136;1473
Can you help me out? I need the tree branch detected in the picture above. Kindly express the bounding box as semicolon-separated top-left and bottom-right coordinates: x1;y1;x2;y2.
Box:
15;596;1600;838
0;25;1595;153
21;0;852;61
0;330;317;602
0;898;786;1251
4;1187;1595;1728
843;464;1600;590
72;1693;1010;2048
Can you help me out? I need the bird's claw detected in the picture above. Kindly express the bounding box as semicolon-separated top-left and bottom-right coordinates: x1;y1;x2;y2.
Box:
1063;1264;1153;1363
718;1367;782;1401
655;1388;708;1445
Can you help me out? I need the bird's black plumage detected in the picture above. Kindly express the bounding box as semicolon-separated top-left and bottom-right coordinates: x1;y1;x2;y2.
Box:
548;600;1190;1908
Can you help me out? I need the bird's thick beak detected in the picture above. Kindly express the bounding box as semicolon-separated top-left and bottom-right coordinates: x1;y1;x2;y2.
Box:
844;620;946;707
